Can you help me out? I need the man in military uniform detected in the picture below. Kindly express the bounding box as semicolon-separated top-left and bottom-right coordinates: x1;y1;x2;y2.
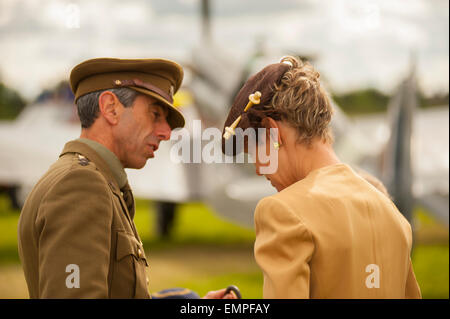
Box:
17;58;233;299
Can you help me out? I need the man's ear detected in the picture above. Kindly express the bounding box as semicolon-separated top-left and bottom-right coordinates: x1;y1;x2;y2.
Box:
261;117;283;144
98;91;122;125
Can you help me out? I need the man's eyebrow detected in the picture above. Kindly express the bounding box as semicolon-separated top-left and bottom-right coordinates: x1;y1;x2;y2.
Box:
149;102;169;118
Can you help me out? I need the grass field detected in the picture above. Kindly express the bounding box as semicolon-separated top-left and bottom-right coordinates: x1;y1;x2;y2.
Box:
0;194;447;299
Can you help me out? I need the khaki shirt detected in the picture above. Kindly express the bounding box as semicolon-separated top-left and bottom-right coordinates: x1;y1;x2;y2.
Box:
254;164;422;299
18;140;150;298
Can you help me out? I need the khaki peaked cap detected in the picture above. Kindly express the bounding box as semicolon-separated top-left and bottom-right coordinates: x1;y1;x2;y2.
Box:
70;58;185;129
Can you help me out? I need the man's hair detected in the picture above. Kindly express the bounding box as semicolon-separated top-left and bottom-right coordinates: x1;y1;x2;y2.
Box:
76;88;139;128
270;56;334;145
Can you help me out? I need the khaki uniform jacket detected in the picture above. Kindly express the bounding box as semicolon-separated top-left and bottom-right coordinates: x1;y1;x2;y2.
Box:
254;164;421;299
18;140;150;298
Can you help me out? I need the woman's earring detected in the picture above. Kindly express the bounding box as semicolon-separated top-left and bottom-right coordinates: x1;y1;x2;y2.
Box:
273;142;280;150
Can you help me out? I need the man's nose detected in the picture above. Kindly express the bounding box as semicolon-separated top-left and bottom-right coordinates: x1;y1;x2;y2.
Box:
156;119;172;141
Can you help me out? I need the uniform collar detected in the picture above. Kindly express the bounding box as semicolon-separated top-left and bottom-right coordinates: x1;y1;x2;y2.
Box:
77;138;128;189
60;139;128;190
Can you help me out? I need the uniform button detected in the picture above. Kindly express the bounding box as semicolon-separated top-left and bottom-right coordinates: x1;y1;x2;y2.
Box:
146;277;149;285
138;248;143;258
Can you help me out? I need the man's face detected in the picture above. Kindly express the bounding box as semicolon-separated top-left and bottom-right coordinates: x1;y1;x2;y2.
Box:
114;94;171;169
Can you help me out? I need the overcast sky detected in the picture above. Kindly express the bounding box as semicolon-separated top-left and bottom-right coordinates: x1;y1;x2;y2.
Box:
0;0;448;100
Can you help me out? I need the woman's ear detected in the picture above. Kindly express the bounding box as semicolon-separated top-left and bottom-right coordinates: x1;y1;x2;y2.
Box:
261;117;276;129
261;117;283;144
98;91;121;125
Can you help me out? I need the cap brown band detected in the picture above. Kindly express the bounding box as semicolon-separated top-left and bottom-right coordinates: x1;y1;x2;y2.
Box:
113;78;174;104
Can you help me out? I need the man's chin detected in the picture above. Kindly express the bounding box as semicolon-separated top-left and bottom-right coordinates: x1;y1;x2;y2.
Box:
127;158;149;170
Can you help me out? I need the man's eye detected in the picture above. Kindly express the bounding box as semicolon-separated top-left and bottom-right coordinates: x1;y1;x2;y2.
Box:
153;112;161;119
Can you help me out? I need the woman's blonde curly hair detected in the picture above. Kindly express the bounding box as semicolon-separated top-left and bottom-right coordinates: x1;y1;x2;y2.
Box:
269;56;334;145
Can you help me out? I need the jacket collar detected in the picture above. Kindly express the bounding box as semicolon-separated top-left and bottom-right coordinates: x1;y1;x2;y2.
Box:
60;139;121;192
77;138;127;189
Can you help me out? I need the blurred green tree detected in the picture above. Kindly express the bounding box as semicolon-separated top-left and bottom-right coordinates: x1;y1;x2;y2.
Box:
332;88;449;116
0;83;26;120
418;91;449;109
332;88;390;115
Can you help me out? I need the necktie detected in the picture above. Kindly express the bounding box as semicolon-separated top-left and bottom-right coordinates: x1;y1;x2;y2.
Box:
121;182;135;220
121;182;142;244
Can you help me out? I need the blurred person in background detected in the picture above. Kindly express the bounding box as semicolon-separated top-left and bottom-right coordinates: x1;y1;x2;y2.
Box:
222;56;421;299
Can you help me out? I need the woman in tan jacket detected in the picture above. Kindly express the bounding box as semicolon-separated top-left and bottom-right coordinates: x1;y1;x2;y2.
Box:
221;56;421;299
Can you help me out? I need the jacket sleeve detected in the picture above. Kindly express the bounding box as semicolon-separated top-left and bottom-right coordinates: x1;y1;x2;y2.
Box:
405;257;422;299
36;167;113;298
254;197;314;299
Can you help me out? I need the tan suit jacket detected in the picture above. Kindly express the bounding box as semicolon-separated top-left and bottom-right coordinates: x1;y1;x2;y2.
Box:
18;140;150;298
254;164;421;299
